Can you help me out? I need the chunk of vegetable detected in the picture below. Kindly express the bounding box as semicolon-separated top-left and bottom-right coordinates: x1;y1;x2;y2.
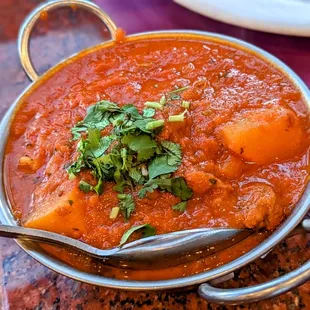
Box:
218;106;303;164
24;186;86;237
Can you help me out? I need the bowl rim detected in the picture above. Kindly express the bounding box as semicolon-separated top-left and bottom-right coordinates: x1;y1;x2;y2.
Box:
0;29;309;290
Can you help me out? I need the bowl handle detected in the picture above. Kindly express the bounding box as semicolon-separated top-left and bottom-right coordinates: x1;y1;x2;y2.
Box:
18;0;117;82
198;219;310;305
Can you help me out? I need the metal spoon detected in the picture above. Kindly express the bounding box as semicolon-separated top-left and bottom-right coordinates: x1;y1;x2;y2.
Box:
0;224;252;269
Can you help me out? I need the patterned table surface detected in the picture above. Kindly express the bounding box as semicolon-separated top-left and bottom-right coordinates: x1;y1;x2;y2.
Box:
0;1;309;309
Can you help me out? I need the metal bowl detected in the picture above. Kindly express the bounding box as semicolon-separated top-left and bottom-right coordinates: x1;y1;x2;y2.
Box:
0;0;309;305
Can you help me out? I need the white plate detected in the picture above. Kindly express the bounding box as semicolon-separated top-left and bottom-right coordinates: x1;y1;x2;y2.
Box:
174;0;310;37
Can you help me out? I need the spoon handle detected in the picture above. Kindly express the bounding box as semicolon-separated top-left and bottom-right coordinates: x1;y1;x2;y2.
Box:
0;224;116;258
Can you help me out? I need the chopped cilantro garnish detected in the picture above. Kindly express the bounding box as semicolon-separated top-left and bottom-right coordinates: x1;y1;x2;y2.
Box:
71;100;121;140
169;110;188;122
109;206;120;220
138;177;192;201
148;141;181;179
144;101;162;110
118;193;135;221
172;201;187;212
129;167;143;184
120;224;156;246
181;100;190;109
93;178;104;195
159;95;166;106
143;108;156;118
67;99;193;221
145;119;164;131
170;94;181;100
79;180;93;193
122;134;157;161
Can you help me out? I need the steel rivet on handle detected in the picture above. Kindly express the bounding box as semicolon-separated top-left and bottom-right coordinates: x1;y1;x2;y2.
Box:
18;0;117;82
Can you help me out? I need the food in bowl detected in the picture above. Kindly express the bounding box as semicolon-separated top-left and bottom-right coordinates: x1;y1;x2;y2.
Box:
4;32;309;280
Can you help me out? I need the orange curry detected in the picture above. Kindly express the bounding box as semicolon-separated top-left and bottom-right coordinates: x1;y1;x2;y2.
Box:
4;33;310;280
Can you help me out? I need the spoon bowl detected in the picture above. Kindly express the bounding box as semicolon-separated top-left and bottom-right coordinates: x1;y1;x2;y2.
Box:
0;224;252;269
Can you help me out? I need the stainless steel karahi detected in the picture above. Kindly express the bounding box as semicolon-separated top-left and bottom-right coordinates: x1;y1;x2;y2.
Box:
0;0;309;305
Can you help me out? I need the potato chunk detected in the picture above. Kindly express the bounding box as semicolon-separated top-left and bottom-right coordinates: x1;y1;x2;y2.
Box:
238;183;283;230
218;106;303;164
24;185;86;237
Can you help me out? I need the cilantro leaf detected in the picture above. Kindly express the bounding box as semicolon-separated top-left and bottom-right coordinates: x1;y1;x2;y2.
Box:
118;193;135;220
122;134;157;161
148;155;178;179
120;148;128;170
161;141;182;166
122;104;143;120
87;127;101;147
71;126;87;141
143;108;156;117
93;178;104;195
71;101;121;140
168;177;193;200
172;201;187;212
129;167;143;184
79;180;93;193
120;224;156;246
139;177;192;201
138;182;159;198
86;129;114;158
132;119;153;133
67;155;85;177
88;100;121;114
148;141;182;179
113;170;128;193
